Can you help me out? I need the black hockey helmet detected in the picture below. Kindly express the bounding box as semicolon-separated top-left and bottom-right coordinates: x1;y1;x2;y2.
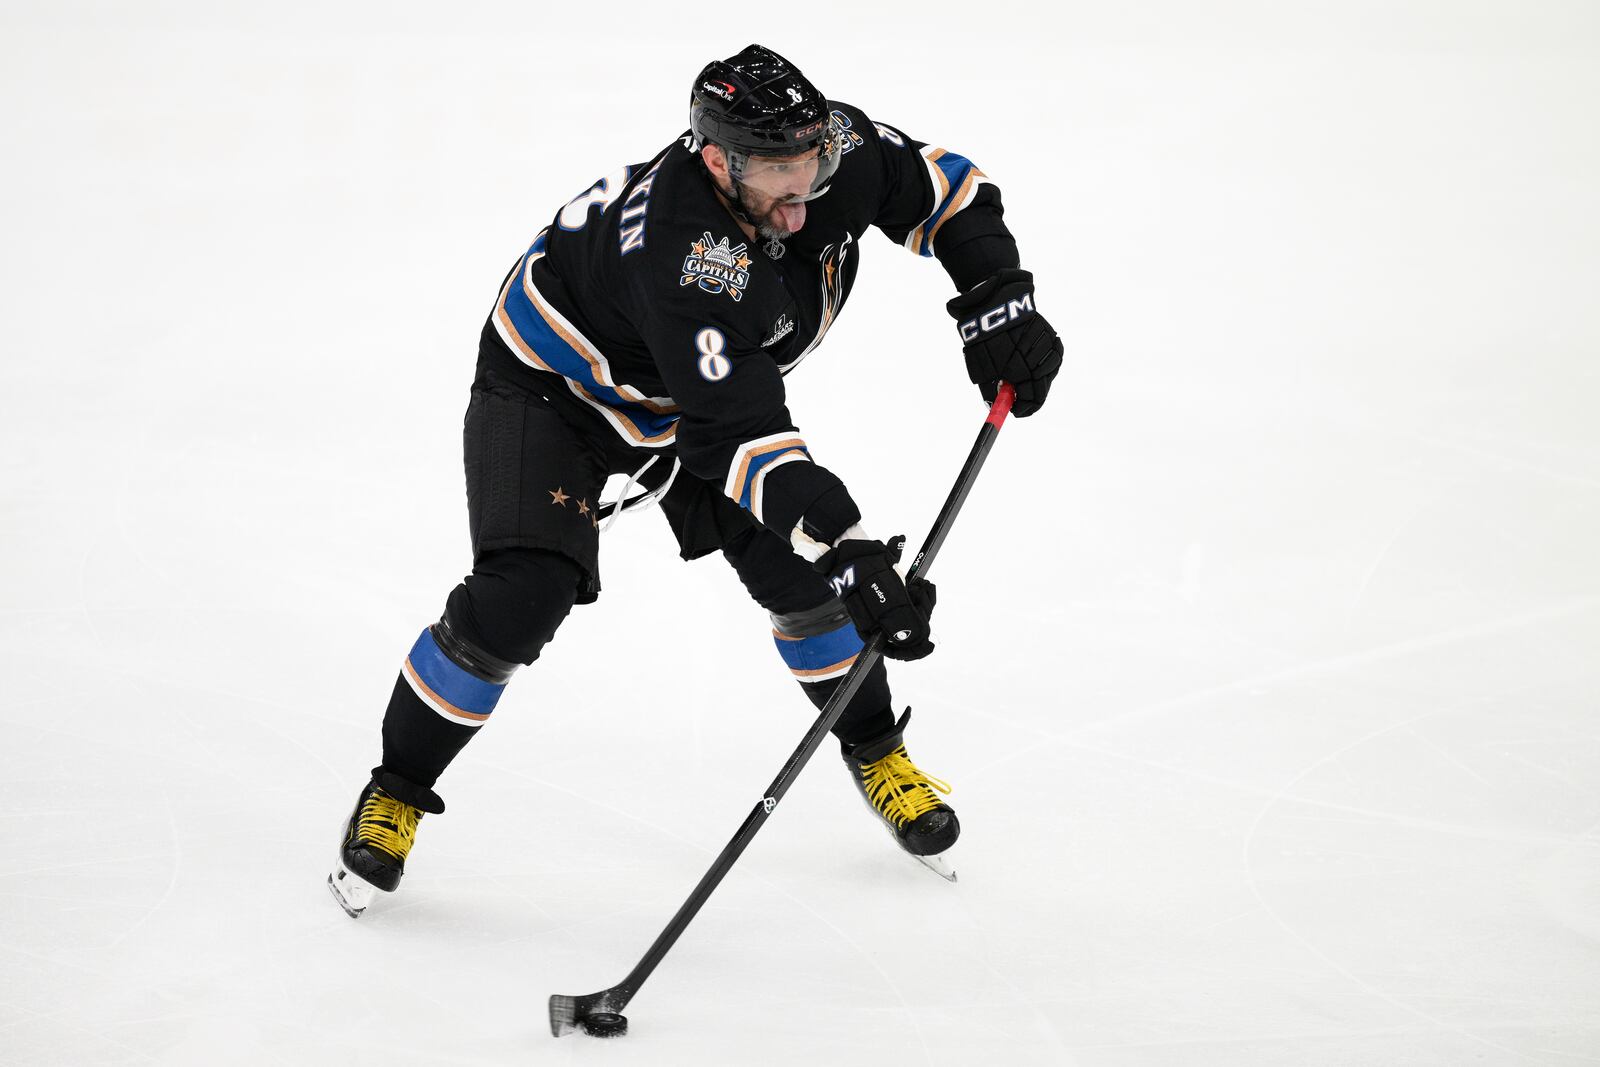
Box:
689;44;843;202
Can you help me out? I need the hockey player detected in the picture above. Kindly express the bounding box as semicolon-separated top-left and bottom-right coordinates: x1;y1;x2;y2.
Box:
329;44;1063;915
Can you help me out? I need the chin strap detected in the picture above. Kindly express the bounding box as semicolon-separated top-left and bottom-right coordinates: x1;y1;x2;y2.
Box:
727;178;760;228
697;151;784;258
697;149;759;228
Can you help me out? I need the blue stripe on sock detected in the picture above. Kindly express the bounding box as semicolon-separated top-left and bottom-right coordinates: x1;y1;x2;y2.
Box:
773;622;864;675
407;629;506;717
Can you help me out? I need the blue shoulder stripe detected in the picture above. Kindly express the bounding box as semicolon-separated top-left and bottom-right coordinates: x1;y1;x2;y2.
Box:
494;231;680;447
909;149;984;257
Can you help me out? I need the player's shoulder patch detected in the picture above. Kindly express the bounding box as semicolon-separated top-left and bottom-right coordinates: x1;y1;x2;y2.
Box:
827;100;898;147
831;101;904;150
828;105;868;157
827;99;870;127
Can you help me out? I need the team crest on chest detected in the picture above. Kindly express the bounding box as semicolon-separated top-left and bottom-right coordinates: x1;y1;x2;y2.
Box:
682;232;752;302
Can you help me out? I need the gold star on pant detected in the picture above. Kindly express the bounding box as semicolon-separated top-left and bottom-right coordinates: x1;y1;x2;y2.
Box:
576;498;591;517
549;487;570;506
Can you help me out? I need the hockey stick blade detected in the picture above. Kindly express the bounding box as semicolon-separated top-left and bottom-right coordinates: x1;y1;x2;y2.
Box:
548;989;626;1037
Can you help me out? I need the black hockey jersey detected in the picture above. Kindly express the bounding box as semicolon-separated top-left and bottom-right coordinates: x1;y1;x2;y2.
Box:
479;100;1018;548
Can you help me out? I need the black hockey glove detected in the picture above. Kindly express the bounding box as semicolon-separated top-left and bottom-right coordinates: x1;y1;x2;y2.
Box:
814;536;937;661
946;268;1064;418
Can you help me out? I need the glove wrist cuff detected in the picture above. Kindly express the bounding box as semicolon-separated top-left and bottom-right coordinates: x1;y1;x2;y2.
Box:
791;522;870;563
946;269;1038;344
949;267;1034;305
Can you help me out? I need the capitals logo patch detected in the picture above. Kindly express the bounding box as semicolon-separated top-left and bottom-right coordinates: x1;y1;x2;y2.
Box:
682;232;752;302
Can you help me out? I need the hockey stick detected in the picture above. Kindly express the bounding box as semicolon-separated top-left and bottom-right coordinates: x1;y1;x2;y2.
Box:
549;382;1018;1038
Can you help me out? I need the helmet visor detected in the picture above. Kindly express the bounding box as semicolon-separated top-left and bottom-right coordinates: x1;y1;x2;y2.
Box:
726;118;844;203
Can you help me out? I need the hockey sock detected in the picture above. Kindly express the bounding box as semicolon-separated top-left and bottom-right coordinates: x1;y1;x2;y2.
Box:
770;609;895;747
378;624;513;790
804;661;894;747
377;548;581;791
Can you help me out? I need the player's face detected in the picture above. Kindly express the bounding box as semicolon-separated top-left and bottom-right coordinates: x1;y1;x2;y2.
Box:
704;140;839;240
739;149;824;199
737;149;821;237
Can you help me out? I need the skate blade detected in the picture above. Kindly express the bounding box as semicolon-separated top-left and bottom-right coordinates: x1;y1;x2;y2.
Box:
877;818;958;881
909;851;957;882
328;863;378;918
857;793;959;882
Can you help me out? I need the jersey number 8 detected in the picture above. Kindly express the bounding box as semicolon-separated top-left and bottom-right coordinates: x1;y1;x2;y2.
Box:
695;327;730;382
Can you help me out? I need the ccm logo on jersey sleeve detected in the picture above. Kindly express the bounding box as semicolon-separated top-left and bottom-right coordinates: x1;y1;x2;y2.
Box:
958;294;1034;342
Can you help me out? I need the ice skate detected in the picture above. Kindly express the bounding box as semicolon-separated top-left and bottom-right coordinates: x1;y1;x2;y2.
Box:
328;774;441;917
842;710;959;881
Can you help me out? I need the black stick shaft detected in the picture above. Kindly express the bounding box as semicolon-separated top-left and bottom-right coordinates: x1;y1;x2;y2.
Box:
574;384;1016;1012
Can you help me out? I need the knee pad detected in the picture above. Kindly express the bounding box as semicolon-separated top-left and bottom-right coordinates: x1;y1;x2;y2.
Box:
772;598;893;741
444;547;581;667
431;614;517;684
724;526;836;617
770;599;852;639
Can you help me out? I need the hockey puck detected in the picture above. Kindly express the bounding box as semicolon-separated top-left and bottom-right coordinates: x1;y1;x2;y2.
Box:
579;1012;628;1038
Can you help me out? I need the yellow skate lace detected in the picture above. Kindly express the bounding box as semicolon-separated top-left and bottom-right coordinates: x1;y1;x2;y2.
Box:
860;746;951;828
355;790;421;862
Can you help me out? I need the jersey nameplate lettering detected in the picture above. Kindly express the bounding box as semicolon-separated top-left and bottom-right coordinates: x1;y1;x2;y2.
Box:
617;156;665;256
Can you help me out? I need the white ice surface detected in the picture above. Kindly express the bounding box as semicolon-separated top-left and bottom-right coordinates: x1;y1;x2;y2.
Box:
3;2;1599;1064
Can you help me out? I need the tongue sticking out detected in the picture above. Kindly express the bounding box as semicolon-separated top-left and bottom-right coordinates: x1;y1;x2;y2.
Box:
775;201;807;233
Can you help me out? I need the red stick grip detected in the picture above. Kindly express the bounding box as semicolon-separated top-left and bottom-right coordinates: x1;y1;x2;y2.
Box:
986;381;1017;428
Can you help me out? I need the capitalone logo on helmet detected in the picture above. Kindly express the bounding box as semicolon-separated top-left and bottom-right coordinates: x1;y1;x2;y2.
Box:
703;80;735;101
682;232;752;302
